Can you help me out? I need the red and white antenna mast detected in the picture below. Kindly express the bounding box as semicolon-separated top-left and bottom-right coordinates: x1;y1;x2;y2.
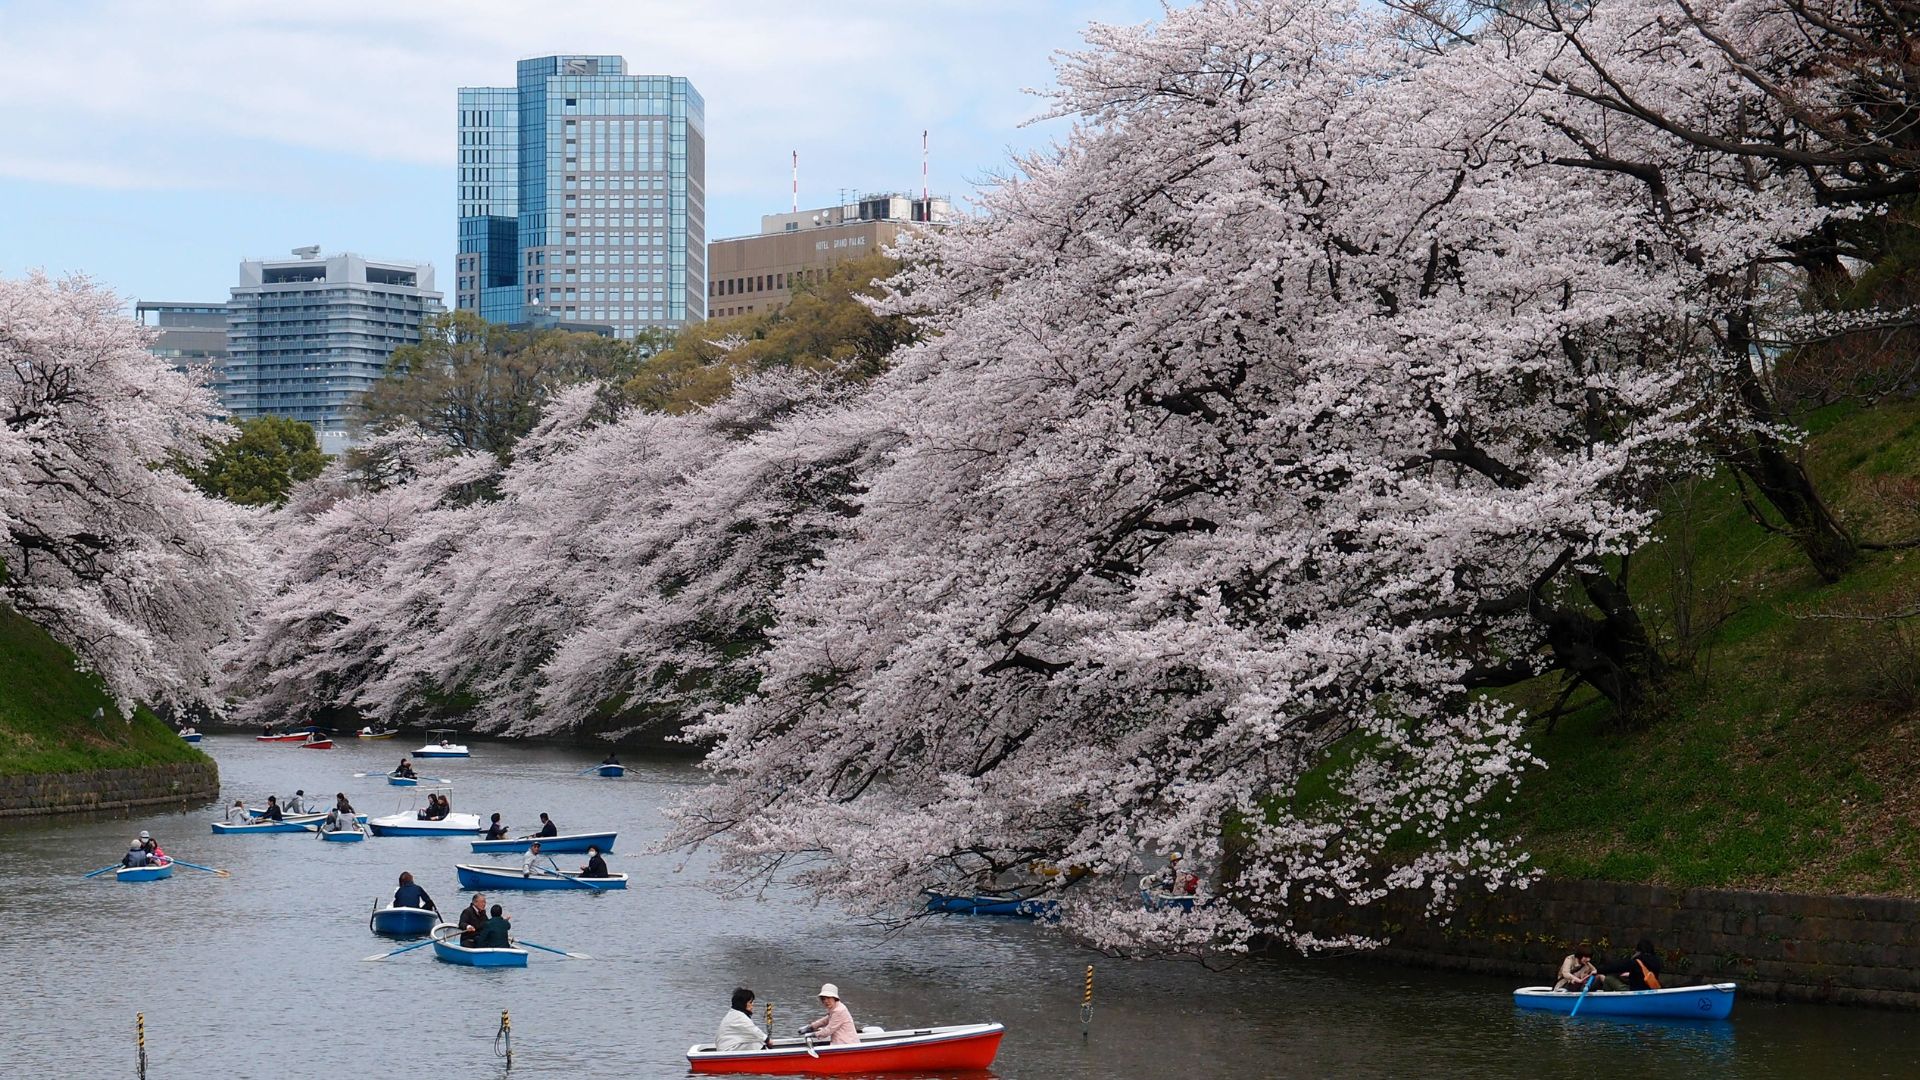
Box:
792;150;799;213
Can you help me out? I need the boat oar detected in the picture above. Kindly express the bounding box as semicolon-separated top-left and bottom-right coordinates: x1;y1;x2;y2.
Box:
165;859;230;878
82;864;122;879
361;937;438;962
804;1034;820;1059
575;764;603;776
1569;975;1595;1018
515;939;591;960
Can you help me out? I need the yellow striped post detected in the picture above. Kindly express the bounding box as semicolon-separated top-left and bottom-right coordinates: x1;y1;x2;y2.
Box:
498;1009;512;1068
1081;964;1095;1032
136;1013;147;1080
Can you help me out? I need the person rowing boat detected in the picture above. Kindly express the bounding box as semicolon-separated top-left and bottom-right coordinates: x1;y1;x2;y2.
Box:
716;987;768;1051
393;758;418;779
798;983;858;1046
483;812;508;840
392;871;436;912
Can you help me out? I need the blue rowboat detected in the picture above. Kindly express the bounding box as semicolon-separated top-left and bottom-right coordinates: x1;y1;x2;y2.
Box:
431;927;528;967
251;807;362;822
924;890;1058;919
366;812;482;838
179;731;202;743
388;773;418;787
320;828;366;842
1513;983;1737;1020
469;831;617;855
116;863;173;882
596;764;624;778
212;813;325;835
370;904;440;936
455;863;629;891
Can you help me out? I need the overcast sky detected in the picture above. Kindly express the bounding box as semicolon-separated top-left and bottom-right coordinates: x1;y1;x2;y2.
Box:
0;0;1164;305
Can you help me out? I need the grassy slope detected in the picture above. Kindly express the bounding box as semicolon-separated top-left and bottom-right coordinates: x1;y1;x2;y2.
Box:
1503;399;1920;896
0;604;209;775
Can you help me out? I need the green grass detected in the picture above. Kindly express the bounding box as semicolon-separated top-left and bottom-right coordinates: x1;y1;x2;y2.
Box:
0;604;210;775
1500;399;1920;896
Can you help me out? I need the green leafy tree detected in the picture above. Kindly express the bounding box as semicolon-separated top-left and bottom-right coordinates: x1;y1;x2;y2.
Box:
624;254;917;413
358;310;656;456
184;415;327;507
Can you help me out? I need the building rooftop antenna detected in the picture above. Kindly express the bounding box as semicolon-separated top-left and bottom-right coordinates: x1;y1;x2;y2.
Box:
922;130;929;202
791;150;799;214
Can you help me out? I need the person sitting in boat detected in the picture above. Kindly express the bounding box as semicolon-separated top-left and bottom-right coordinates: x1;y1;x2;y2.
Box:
798;983;858;1046
484;812;509;840
223;800;251;825
475;904;512;949
121;841;151;868
534;812;558;839
259;795;285;822
334;792;355;815
285;790;308;814
580;847;609;878
261;724;277;737
416;794;450;822
458;893;488;947
323;808;354;833
1554;943;1597;991
392;871;435;911
602;751;620;766
521;841;550;877
140;830;166;863
1597;938;1664;992
716;987;767;1052
393;758;418;779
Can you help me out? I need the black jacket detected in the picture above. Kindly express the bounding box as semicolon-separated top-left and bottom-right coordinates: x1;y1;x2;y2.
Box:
536;820;558;838
458;904;488;945
1604;949;1664;991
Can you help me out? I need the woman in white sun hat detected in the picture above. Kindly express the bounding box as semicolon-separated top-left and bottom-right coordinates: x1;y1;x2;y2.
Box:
797;982;858;1045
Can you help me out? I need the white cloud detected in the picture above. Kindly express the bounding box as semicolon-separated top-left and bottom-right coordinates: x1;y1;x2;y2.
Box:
0;0;1163;206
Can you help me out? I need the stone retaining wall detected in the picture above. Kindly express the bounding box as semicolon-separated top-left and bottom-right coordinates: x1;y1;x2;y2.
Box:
0;761;219;818
1302;878;1920;1009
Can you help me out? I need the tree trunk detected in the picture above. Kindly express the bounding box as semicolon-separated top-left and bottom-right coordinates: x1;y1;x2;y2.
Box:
1532;568;1666;717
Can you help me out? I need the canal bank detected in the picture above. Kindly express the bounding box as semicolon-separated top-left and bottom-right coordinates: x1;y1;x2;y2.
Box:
0;604;218;816
1301;878;1920;1010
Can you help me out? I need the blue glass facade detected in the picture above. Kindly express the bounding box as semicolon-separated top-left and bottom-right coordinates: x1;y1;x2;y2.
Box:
456;56;706;336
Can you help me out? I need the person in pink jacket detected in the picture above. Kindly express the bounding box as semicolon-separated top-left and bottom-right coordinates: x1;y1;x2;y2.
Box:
798;983;858;1046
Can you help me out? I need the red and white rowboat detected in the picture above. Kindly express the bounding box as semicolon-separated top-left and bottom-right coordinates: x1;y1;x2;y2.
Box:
255;732;311;742
299;738;334;749
687;1022;1003;1075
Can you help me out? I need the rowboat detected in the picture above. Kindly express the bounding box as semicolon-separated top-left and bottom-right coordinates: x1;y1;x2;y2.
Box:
386;771;449;787
255;731;312;742
116;862;174;883
1513;983;1737;1020
366;812;482;838
319;827;367;842
357;727;399;739
470;831;617;855
430;924;527;967
687;1023;1005;1075
924;890;1058;919
211;812;327;835
596;763;624;777
251;807;362;823
455;863;629;891
1139;875;1205;912
178;729;201;743
370;904;441;936
300;738;334;750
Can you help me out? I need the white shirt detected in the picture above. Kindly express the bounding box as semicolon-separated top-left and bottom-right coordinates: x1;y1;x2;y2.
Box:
715;1009;766;1052
225;804;251;824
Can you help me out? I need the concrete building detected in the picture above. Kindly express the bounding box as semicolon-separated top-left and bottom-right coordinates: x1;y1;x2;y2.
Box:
135;300;229;381
708;192;949;318
457;55;706;337
223;248;442;455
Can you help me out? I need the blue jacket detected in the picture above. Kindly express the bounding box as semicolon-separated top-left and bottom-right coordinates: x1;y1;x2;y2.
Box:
393;882;434;909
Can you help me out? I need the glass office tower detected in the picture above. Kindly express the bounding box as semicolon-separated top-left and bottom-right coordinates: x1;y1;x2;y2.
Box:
457;56;706;336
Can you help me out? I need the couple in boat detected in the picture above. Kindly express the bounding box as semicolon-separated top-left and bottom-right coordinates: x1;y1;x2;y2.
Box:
1555;938;1664;992
715;983;860;1051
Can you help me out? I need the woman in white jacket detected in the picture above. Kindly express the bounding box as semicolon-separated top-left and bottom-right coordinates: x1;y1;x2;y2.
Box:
715;987;766;1051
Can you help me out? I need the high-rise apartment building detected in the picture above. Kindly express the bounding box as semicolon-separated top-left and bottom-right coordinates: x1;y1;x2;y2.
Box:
708;192;949;318
224;248;442;455
457;56;706;337
135;299;230;376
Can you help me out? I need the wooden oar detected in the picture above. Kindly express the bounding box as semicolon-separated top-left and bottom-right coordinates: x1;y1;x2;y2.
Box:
82;864;121;879
165;859;230;877
1569;975;1596;1017
515;939;591;960
361;936;438;962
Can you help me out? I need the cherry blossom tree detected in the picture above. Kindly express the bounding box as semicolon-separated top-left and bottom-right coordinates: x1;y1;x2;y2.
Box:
663;0;1770;954
0;273;256;713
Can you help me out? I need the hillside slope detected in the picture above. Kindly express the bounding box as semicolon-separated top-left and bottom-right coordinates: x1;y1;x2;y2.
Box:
1506;400;1920;896
0;604;209;775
